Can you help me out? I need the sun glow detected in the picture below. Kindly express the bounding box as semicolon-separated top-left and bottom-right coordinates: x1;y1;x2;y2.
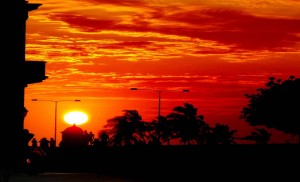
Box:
64;111;88;125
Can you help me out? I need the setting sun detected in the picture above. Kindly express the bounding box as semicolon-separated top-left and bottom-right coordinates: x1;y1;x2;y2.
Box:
64;111;88;126
23;0;300;145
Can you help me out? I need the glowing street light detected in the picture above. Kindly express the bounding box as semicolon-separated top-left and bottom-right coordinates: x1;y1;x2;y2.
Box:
130;88;189;121
31;99;80;147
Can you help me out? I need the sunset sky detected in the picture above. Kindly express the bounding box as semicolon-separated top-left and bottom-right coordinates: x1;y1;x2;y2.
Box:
24;0;300;144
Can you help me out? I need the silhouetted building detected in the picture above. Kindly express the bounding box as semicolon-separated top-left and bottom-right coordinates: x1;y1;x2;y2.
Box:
3;0;47;170
60;125;87;147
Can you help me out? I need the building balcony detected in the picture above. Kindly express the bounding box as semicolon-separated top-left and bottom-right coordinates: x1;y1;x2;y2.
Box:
25;60;48;84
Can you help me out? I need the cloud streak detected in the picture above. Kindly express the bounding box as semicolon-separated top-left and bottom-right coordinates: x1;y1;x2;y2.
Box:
44;3;300;52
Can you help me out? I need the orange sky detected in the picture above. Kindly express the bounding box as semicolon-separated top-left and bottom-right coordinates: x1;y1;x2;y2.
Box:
24;0;300;144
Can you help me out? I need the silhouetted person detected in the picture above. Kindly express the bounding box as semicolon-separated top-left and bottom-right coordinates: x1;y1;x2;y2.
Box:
91;138;101;147
89;132;94;145
49;138;55;148
83;130;90;146
22;129;34;148
31;138;38;148
39;138;49;149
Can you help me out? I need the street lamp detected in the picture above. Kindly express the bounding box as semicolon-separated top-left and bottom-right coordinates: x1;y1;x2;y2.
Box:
130;88;189;121
31;99;81;147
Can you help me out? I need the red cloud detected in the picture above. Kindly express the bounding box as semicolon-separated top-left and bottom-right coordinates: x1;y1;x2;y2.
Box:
164;9;300;50
86;0;146;6
50;7;300;51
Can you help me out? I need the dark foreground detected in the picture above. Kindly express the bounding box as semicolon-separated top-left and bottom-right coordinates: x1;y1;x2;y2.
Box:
9;172;131;182
23;144;300;181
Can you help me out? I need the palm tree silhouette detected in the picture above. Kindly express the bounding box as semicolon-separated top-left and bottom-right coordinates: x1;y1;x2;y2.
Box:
167;103;210;145
104;110;147;146
148;116;174;145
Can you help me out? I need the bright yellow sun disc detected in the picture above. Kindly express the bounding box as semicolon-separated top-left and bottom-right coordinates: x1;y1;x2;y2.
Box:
64;111;88;125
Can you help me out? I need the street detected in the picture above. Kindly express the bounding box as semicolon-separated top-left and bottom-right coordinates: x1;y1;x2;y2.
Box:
8;172;132;182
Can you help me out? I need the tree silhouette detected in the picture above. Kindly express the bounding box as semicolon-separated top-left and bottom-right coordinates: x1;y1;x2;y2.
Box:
167;103;210;145
207;124;237;144
99;131;109;146
242;128;271;144
148;116;174;145
104;110;147;146
241;76;300;143
104;103;240;146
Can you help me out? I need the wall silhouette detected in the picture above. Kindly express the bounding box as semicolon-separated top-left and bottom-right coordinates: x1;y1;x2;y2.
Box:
2;0;46;173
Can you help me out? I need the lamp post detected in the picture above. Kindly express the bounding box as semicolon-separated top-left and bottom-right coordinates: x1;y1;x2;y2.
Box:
130;88;189;121
31;99;80;147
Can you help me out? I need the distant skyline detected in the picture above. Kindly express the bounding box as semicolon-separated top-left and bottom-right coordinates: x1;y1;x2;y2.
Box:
24;0;300;144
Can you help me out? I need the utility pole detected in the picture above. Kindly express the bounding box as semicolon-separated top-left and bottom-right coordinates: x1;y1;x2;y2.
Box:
32;99;81;147
130;88;189;121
